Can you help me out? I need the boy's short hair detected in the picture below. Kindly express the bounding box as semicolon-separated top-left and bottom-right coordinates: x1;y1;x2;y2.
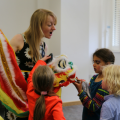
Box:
102;64;120;96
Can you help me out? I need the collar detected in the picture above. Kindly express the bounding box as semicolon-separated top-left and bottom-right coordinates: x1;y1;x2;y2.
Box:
104;94;114;101
34;89;41;95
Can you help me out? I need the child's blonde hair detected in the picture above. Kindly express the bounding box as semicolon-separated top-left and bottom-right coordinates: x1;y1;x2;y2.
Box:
102;64;120;96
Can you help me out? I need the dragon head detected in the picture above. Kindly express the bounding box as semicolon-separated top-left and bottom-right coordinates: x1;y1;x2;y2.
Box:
48;55;77;88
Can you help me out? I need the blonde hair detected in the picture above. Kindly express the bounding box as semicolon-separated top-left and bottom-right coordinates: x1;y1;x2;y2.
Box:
24;9;57;62
32;65;55;120
102;64;120;96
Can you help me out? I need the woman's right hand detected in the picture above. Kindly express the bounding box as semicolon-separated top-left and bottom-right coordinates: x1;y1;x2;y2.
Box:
41;55;51;61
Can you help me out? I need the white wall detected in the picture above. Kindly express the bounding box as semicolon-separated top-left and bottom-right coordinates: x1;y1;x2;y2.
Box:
61;0;89;102
0;0;36;40
89;0;101;77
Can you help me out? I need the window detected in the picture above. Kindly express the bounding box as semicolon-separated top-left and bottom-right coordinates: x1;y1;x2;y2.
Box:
112;0;120;51
103;0;120;52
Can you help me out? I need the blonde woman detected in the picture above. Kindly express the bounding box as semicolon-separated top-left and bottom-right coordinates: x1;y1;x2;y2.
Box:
100;64;120;120
4;9;57;120
10;9;57;81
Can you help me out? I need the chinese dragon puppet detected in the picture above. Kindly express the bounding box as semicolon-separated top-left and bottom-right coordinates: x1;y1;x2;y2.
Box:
0;29;77;118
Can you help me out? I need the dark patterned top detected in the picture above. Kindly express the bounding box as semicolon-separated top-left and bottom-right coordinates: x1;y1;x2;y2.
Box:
79;75;109;120
15;34;45;81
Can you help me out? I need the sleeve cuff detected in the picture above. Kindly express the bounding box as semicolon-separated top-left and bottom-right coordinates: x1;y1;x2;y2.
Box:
77;90;83;96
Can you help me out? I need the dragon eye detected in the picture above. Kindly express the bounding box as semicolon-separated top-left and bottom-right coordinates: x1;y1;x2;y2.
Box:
59;80;65;84
58;59;66;69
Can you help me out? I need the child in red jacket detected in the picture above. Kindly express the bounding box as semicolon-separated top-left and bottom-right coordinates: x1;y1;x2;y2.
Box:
26;60;66;120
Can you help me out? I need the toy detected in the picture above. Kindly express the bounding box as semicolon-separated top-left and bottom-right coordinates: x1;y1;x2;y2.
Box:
47;55;77;97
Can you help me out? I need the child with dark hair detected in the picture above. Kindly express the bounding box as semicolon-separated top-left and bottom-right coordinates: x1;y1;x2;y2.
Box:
73;48;115;120
26;60;66;120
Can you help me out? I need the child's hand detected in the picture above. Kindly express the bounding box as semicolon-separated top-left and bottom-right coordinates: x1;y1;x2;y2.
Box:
73;79;84;93
41;55;51;61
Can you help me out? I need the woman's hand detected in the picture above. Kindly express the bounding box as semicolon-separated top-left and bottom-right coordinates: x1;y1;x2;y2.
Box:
41;55;51;61
73;78;85;93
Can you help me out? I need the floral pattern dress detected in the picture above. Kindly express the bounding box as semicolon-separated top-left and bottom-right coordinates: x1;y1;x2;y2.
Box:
16;34;45;81
4;34;46;120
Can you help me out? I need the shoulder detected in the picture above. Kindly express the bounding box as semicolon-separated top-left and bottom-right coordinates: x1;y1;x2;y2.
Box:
46;96;62;104
90;74;98;82
105;95;120;104
45;96;62;110
52;96;62;102
11;34;23;41
102;97;115;111
10;34;24;52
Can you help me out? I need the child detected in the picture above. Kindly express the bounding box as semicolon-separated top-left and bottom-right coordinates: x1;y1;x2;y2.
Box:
26;60;66;120
100;64;120;120
73;48;115;120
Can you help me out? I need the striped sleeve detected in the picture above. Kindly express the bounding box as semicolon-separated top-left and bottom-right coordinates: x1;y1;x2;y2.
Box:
79;85;109;112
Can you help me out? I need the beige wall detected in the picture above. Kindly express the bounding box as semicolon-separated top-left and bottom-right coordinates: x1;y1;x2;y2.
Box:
0;0;36;41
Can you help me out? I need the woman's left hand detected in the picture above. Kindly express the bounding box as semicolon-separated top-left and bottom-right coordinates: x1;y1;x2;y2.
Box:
41;55;51;61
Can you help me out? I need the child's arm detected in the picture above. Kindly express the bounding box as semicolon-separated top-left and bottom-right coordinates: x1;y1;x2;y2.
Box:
73;77;109;112
78;84;108;112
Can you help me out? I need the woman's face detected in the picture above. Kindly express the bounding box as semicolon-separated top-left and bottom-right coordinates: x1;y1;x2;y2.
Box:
93;55;107;74
42;15;56;39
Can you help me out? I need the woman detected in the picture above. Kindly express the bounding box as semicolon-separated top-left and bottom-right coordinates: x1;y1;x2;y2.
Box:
10;8;57;81
4;9;57;120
